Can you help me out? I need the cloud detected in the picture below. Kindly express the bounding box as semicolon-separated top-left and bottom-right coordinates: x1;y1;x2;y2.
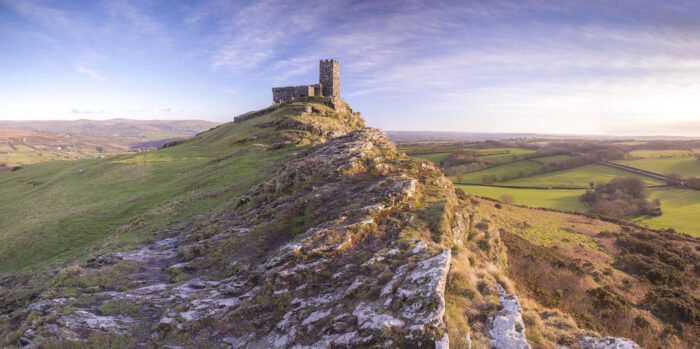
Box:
102;0;170;42
75;64;106;82
70;109;103;114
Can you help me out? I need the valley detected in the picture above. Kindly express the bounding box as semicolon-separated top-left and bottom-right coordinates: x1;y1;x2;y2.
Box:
0;120;218;168
400;139;700;236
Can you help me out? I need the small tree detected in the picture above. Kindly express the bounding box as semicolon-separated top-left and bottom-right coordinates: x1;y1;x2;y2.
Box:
666;173;683;186
499;194;515;205
483;174;498;185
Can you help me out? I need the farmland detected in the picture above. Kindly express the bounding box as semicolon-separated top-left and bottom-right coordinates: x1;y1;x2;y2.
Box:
506;164;665;187
0;120;218;168
450;160;543;184
633;188;700;235
627;149;694;158
412;152;452;163
455;184;586;211
532;154;572;164
614;157;700;177
401;139;700;236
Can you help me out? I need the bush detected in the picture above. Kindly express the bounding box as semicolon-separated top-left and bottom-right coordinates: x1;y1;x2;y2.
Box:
483;174;498;185
645;286;700;323
499;194;514;204
582;177;660;218
586;287;625;311
614;255;683;287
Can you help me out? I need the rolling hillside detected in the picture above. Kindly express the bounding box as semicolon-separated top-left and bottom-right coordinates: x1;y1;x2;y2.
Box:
0;98;698;348
0;119;219;167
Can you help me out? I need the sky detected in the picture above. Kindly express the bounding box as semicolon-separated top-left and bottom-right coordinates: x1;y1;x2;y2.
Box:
1;0;700;136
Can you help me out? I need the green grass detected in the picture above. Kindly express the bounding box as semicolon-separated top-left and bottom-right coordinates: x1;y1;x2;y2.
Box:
474;147;535;156
413;152;452;163
532;155;572;164
456;184;587;211
450;160;544;183
627;149;693;158
0;102;328;275
0;150;105;167
632;188;700;236
506;164;665;188
477;153;518;163
473;148;537;164
614;157;700;177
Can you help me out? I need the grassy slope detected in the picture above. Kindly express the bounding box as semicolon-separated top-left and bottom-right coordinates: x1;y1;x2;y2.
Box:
451;160;544;183
456;184;587;211
506;164;665;187
0;100;346;275
614;157;700;177
471;197;700;348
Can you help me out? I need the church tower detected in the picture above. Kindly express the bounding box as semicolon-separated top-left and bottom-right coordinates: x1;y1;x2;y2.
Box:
319;59;339;98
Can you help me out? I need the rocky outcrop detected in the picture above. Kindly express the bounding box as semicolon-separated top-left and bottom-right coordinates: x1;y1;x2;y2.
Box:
488;283;531;349
8;122;461;347
485;285;641;349
578;336;641;349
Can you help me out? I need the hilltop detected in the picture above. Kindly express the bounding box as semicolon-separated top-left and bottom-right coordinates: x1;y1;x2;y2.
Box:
0;97;698;348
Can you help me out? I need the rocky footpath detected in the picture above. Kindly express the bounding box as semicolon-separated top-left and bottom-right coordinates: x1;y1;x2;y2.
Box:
5;123;462;348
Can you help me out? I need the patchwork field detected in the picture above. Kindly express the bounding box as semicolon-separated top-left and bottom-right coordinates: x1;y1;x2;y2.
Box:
506;164;665;187
627;149;694;158
473;147;535;156
412;152;452;163
632;187;700;236
456;184;586;211
532;154;572;166
0;120;218;167
450;160;543;183
614;157;700;177
0;150;104;167
405;141;700;237
613;141;648;145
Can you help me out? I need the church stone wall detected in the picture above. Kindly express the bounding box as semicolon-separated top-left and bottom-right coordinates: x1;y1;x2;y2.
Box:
271;59;339;103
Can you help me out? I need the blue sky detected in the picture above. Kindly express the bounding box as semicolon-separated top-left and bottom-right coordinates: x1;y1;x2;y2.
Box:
1;0;700;136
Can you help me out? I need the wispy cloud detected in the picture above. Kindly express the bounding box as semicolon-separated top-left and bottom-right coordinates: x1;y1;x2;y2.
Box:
4;0;700;133
222;88;237;95
70;109;103;114
75;64;106;82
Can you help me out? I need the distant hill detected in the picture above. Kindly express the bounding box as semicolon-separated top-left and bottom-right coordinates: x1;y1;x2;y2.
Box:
386;130;700;142
0;119;219;167
0;119;219;146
